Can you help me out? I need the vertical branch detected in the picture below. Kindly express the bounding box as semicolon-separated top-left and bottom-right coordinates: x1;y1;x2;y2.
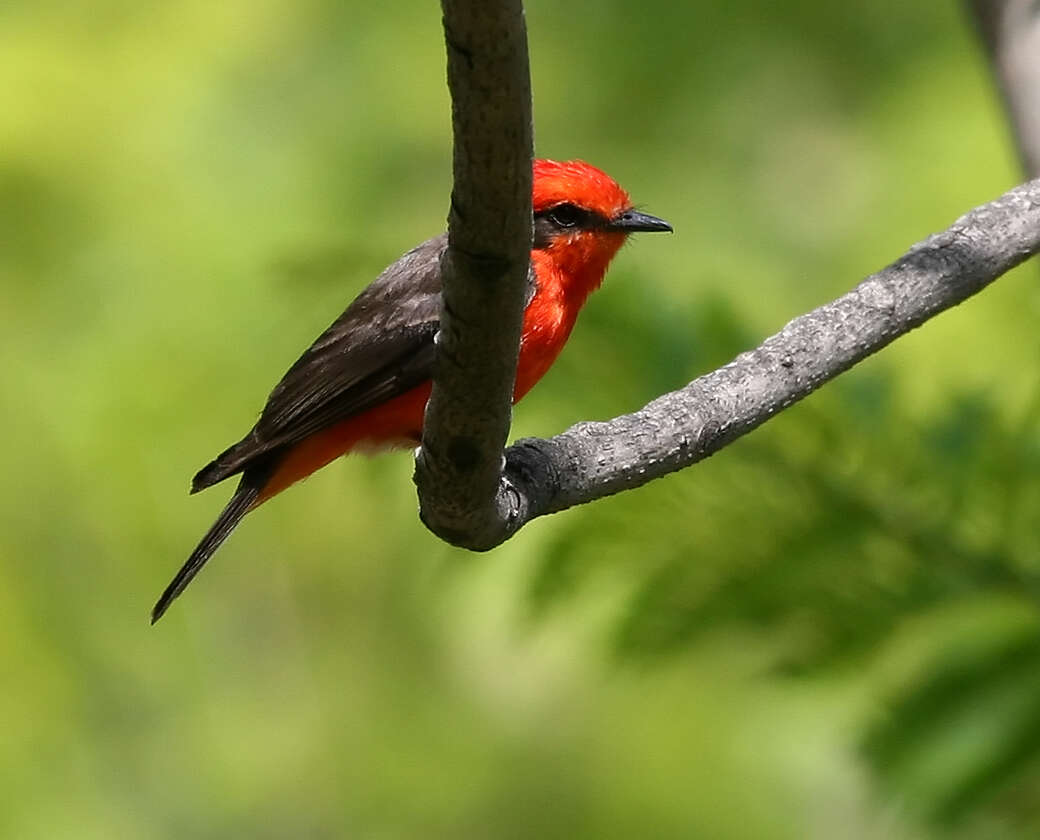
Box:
968;0;1040;176
414;1;534;548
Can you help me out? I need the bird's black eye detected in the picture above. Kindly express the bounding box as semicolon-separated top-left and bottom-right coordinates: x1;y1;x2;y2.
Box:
547;203;586;229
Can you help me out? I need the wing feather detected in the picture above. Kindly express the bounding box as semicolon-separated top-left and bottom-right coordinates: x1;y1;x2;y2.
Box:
193;235;447;490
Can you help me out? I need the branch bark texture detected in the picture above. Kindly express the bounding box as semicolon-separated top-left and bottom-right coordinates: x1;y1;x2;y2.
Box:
417;3;1040;554
414;0;533;547
489;178;1040;548
969;0;1040;176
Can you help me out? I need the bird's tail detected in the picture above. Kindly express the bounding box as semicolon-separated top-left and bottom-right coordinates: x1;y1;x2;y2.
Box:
151;467;271;624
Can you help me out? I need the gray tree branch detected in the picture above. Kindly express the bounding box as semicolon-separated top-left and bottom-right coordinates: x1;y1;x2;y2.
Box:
418;3;1040;554
413;0;534;547
968;0;1040;176
485;178;1040;549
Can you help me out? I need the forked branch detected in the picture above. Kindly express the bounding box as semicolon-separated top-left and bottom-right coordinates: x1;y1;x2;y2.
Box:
419;1;1040;551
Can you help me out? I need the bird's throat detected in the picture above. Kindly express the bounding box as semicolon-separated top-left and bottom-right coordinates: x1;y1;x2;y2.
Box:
548;231;626;307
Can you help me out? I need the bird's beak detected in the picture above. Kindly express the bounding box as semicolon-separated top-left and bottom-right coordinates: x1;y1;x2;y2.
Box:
607;209;673;233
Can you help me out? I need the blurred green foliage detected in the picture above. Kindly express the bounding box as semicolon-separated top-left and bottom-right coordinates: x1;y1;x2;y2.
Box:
2;0;1039;837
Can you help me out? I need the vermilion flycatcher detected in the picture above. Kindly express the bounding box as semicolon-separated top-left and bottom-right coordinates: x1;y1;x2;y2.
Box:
152;159;671;622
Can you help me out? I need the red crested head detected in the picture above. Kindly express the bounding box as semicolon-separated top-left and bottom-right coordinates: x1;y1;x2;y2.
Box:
532;159;633;220
528;159;671;305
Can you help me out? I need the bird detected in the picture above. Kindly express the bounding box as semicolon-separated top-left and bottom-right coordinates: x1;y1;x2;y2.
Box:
152;158;672;623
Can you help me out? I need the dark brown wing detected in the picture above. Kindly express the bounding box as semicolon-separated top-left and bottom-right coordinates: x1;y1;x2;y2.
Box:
192;234;447;492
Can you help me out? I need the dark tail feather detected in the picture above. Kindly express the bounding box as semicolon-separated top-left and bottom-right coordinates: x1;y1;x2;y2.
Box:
191;433;261;494
152;473;264;624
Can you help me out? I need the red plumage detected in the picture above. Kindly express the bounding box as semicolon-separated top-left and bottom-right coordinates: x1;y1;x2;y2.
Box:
152;160;670;622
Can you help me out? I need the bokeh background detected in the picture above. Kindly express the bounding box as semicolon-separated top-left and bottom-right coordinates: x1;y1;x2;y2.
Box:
3;1;1040;837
